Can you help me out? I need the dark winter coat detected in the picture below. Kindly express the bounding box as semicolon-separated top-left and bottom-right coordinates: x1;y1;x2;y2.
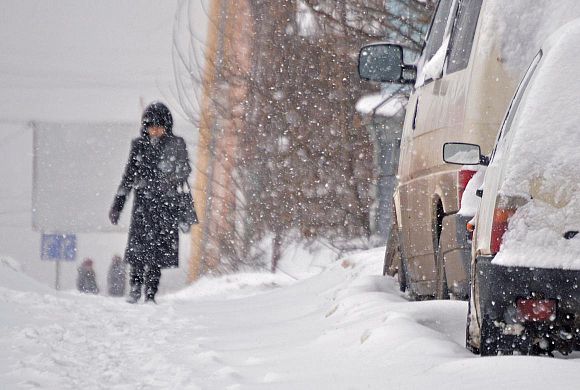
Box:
110;131;191;269
77;266;99;294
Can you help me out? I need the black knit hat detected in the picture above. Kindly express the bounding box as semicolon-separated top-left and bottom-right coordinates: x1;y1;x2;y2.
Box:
141;102;173;134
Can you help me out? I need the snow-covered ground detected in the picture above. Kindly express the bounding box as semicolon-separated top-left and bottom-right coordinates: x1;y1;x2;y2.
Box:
1;248;578;390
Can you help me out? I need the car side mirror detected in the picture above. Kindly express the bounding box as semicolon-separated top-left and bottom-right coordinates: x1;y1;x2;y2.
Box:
443;142;489;166
358;43;416;84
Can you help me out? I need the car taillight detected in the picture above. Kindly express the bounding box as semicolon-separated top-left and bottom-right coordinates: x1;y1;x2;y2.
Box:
489;195;528;254
458;169;477;209
516;298;557;322
490;207;516;254
466;219;475;241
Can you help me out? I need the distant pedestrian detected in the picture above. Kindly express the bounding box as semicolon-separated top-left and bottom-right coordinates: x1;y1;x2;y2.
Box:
77;258;99;294
109;102;191;304
107;255;126;297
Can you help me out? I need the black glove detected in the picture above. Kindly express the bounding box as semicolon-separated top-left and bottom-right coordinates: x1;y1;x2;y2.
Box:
109;208;120;225
109;194;126;225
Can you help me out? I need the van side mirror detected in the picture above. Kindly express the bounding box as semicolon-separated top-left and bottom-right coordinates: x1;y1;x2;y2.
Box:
358;43;416;84
443;142;489;166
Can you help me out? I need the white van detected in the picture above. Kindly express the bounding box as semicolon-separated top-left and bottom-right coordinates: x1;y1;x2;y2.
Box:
359;0;515;299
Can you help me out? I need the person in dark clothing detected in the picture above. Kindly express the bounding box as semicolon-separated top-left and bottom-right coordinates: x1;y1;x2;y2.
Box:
77;258;99;294
107;255;126;297
109;102;191;304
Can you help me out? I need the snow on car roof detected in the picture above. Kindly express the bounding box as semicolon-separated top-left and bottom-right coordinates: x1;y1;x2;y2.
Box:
479;0;580;77
500;19;580;199
493;19;580;270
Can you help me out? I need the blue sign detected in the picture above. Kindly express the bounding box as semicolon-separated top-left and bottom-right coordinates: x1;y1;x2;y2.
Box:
41;234;77;261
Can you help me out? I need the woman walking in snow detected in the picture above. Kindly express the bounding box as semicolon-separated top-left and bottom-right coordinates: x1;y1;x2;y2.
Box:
109;102;191;303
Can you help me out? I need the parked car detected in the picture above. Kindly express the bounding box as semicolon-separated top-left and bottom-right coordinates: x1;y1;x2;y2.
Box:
359;0;518;300
443;20;580;355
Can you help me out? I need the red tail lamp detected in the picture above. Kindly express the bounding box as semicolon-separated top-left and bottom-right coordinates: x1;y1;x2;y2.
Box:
490;207;516;254
516;298;557;322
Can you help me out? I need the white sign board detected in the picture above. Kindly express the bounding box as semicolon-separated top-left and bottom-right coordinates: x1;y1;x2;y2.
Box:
32;122;137;232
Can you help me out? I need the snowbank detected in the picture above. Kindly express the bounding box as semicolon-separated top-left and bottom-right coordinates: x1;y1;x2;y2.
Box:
167;272;296;300
0;248;578;389
169;239;341;300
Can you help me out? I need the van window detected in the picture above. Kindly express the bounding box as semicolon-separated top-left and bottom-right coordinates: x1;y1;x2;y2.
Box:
423;0;454;64
446;0;483;74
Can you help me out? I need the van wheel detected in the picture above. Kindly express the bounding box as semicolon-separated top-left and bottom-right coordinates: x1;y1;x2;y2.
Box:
382;224;408;293
435;240;450;300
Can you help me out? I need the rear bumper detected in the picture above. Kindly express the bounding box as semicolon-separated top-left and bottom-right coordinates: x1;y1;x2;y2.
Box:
477;255;580;352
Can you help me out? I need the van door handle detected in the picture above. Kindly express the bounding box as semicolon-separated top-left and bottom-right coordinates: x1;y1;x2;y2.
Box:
412;99;419;130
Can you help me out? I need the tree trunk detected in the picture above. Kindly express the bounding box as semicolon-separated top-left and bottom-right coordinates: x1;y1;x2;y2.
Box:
271;228;283;273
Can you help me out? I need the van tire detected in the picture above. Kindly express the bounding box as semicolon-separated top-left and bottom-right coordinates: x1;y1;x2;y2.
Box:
382;220;408;293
